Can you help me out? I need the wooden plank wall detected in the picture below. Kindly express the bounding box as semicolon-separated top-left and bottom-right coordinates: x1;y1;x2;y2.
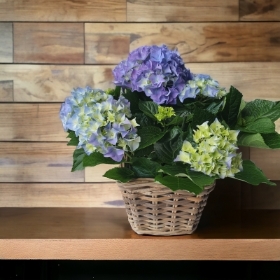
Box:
0;0;280;209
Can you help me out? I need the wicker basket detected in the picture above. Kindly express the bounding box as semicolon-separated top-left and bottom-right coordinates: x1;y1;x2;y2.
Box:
117;178;215;236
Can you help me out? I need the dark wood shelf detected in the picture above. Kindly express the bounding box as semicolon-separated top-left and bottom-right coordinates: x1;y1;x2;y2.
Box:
1;207;280;260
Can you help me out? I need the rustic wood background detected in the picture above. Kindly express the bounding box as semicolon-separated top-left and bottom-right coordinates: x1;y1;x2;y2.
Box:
0;0;280;209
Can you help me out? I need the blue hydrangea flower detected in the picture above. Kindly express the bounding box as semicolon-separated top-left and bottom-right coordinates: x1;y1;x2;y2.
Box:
113;45;193;105
59;87;140;162
178;74;227;102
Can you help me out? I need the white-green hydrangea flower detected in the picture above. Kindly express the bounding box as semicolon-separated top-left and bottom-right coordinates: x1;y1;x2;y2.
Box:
154;106;176;122
175;118;243;179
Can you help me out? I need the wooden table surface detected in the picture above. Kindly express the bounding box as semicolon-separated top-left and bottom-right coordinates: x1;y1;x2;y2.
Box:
1;207;280;260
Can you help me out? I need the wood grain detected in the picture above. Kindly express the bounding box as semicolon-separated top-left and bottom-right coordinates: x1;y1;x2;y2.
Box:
2;238;280;260
0;143;84;182
250;148;280;180
0;183;123;208
0;65;114;102
85;23;280;63
0;80;13;102
14;23;84;64
0;23;13;63
0;0;126;22
127;0;239;22
85;34;130;64
1;208;280;260
240;0;280;21
0;104;65;141
85;165;119;183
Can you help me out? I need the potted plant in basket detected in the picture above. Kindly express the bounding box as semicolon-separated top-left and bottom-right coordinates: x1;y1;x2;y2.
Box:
60;45;280;236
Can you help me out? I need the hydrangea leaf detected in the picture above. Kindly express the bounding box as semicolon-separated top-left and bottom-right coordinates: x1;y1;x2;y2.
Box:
192;107;215;129
138;100;159;120
134;144;154;157
154;128;183;164
155;175;203;195
135;113;154;127
183;124;195;144
241;100;280;123
131;157;161;178
235;160;276;186
67;130;79;146
83;152;118;167
206;99;225;115
238;132;268;148
72;148;86;172
221;86;243;128
103;167;135;183
158;164;187;177
166;115;184;126
137;126;166;150
122;89;140;114
106;86;121;99
159;164;218;187
238;132;280;149
236;118;275;134
185;169;216;188
262;133;280;149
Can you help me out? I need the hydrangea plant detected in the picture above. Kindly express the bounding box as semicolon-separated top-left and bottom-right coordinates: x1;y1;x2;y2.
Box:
60;45;280;194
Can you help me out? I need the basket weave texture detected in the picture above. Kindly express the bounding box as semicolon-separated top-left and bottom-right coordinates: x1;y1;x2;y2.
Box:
118;178;215;236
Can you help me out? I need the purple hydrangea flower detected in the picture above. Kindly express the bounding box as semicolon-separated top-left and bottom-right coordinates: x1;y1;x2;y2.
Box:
113;45;193;105
103;146;124;162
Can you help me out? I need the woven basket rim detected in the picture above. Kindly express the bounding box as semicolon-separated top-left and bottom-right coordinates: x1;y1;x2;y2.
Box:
117;178;215;194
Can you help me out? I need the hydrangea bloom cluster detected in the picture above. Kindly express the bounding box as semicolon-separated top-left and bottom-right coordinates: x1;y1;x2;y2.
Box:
59;86;140;162
154;106;176;122
175;119;243;178
113;45;193;105
178;74;227;102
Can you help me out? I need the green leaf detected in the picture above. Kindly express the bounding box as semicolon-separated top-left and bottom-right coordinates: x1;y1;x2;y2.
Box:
221;86;243;128
238;132;269;149
242;100;280;123
238;132;280;149
166;115;184;127
155;175;203;195
107;86;121;99
122;89;140;114
160;164;216;188
131;157;161;178
67;130;79;146
235;160;276;186
262;133;280;149
206;99;225;115
135;113;155;127
137;126;165;150
159;164;187;176
185;169;216;188
138;101;158;120
72;148;86;172
154;127;183;164
83;152;118;167
192;107;216;129
236;118;276;134
103;167;135;183
183;124;195;144
134;144;154;157
114;86;121;99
